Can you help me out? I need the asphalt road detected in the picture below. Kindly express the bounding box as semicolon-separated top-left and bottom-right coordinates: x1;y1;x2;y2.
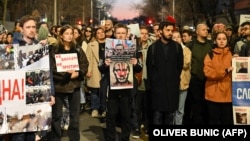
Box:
61;110;148;141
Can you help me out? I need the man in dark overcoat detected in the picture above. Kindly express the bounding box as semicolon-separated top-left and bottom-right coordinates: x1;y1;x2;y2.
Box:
146;21;183;125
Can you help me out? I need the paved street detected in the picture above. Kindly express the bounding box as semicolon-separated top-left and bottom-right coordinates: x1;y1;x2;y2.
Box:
61;110;148;141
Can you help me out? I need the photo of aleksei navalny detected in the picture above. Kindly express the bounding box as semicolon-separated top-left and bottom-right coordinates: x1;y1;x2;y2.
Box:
113;43;137;58
115;43;125;55
106;38;137;62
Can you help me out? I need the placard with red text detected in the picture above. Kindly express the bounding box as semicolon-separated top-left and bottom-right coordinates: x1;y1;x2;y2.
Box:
0;44;52;134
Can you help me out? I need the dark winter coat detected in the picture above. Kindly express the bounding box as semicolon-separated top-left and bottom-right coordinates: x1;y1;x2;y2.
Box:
146;39;183;112
50;44;89;93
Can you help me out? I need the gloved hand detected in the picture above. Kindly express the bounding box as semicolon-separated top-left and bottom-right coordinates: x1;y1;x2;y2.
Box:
61;73;71;85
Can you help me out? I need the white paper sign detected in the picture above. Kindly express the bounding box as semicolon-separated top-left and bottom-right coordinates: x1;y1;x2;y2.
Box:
55;53;79;72
240;14;250;25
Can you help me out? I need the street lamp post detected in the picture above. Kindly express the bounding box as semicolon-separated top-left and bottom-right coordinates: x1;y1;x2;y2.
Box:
103;6;106;21
82;0;85;25
96;0;103;25
91;0;93;26
173;0;175;18
54;0;57;25
98;8;101;24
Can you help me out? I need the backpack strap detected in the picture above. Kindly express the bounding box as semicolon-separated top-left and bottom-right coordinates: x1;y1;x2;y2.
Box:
208;51;213;59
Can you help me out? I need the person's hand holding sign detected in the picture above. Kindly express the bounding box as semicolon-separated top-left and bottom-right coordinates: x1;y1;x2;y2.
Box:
67;70;79;79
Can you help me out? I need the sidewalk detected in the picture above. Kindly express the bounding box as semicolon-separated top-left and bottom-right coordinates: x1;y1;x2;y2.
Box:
61;111;148;141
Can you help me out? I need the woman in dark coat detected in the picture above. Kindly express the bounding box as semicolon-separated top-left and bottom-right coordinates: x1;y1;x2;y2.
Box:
48;25;88;141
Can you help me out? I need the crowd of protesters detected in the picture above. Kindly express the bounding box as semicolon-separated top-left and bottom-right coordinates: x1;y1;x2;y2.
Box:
0;12;250;141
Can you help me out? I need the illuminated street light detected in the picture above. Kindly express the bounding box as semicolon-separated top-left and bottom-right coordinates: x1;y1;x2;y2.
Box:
148;20;152;24
107;13;111;18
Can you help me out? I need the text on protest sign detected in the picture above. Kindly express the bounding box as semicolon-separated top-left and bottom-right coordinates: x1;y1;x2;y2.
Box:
55;53;79;72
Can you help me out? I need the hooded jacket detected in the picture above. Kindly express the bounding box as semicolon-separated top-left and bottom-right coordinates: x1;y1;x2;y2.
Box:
203;46;232;102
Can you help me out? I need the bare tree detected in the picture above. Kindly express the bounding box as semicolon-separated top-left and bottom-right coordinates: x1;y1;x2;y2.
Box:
133;0;237;28
131;0;163;22
2;0;237;28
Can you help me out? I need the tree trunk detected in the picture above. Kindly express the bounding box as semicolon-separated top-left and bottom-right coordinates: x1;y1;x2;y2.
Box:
2;0;8;25
228;0;237;26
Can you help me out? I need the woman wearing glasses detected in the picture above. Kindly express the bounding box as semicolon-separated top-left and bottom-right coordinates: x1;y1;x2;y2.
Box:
83;26;94;44
81;26;94;52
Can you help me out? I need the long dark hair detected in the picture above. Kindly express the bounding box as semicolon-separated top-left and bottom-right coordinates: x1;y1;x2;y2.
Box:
57;25;77;50
73;26;84;46
83;26;94;43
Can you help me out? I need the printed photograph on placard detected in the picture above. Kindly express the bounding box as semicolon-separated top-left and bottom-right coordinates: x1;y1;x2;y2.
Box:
232;57;250;125
0;44;14;70
105;38;136;61
232;57;250;81
236;112;247;124
0;44;52;134
236;62;248;73
233;107;250;125
15;44;49;70
26;70;51;86
109;61;133;89
25;70;51;104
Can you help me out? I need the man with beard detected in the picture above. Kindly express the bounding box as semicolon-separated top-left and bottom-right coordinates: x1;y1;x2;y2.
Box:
146;21;183;125
105;19;114;38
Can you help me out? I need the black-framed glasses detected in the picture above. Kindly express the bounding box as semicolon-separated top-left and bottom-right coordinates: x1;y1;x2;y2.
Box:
86;30;92;32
